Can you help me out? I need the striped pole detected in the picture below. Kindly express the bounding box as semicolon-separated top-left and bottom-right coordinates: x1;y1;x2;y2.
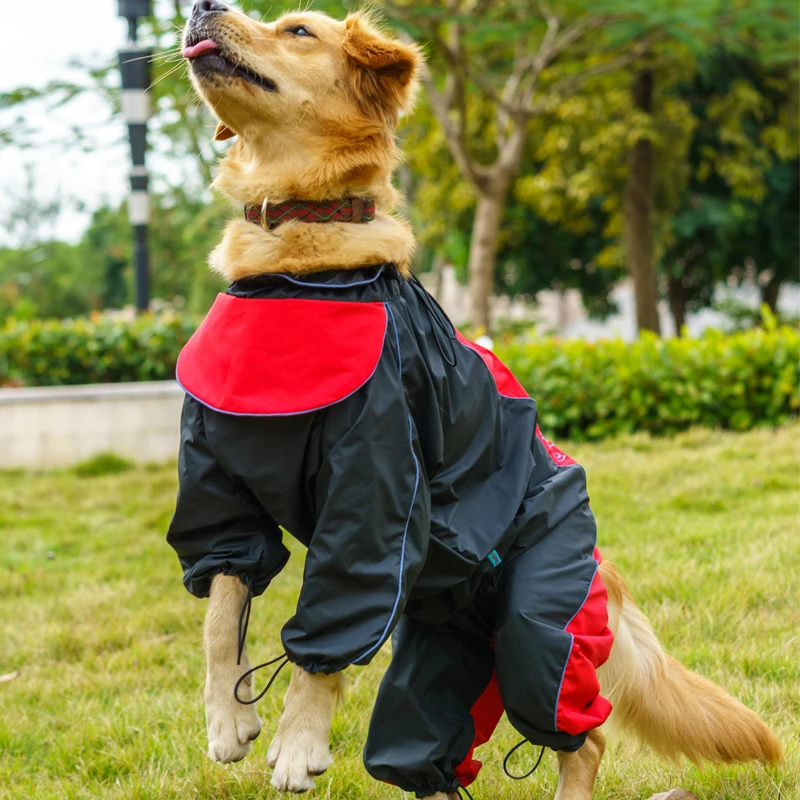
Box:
117;0;153;312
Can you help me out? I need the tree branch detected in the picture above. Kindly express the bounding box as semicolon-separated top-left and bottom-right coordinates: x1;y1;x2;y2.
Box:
527;37;655;115
422;70;491;191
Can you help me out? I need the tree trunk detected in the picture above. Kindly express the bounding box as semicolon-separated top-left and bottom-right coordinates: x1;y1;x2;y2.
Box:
761;275;783;313
667;275;687;336
624;68;661;336
468;188;507;332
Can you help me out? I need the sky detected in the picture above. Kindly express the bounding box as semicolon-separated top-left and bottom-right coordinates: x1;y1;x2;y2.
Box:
0;0;188;246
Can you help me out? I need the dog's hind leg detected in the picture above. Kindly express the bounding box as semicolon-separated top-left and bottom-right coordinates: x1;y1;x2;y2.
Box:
204;573;262;763
267;665;344;793
553;728;605;800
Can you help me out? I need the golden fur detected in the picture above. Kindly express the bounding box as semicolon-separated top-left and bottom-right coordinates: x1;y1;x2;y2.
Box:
187;8;420;279
597;561;782;766
187;6;782;798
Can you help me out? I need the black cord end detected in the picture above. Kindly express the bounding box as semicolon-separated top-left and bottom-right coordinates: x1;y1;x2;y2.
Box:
502;739;546;780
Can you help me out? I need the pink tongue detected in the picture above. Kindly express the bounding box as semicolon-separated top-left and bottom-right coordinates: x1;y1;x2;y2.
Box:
182;39;220;59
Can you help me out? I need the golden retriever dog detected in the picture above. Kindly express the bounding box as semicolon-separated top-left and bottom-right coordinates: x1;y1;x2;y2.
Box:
176;3;782;799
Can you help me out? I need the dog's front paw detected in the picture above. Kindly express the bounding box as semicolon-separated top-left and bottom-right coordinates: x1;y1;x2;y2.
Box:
205;668;262;764
267;724;333;793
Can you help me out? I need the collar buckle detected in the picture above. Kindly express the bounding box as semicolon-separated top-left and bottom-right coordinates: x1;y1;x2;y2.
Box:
260;197;271;231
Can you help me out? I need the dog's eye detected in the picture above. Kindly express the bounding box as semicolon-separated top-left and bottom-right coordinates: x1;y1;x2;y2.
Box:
286;25;315;38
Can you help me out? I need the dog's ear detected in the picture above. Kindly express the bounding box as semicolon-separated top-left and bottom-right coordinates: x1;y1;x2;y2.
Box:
343;13;421;121
214;122;236;142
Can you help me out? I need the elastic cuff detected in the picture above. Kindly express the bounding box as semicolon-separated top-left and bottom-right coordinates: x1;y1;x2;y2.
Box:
413;777;459;798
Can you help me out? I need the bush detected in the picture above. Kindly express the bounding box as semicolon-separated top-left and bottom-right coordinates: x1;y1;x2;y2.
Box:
0;312;199;387
1;311;797;441
73;453;135;478
497;323;800;440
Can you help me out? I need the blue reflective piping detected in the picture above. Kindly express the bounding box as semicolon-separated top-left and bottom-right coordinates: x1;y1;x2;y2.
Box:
351;411;420;664
175;306;389;417
269;264;385;289
386;303;402;376
350;306;414;663
553;554;600;732
552;631;575;732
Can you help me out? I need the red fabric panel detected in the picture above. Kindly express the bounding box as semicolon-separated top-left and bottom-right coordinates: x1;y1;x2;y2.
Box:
177;294;387;416
535;425;578;467
556;550;614;736
454;669;505;788
455;331;530;399
454;333;579;471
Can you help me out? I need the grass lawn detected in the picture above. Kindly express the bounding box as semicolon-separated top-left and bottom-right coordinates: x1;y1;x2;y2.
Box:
0;424;798;800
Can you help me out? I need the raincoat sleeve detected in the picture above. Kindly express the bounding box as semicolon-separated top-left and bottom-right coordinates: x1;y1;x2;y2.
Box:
281;352;431;674
166;396;290;598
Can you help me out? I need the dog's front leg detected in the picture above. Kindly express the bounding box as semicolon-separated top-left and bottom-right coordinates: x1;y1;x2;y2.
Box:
204;573;262;763
268;665;343;793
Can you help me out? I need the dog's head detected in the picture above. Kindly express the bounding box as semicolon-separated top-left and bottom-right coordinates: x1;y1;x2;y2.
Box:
182;2;421;203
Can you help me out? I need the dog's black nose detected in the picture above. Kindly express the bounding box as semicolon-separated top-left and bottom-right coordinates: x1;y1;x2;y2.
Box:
191;0;227;18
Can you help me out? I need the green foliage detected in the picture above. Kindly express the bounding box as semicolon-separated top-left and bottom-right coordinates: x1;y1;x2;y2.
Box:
0;312;199;387
0;188;229;325
72;453;134;478
496;201;624;318
0;240;103;322
662;52;800;319
497;324;800;440
2;310;797;444
713;298;800;331
0;0;797;332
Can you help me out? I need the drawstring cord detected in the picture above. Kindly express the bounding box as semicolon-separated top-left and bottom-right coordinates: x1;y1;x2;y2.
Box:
234;652;291;705
409;274;459;367
450;739;544;800
234;575;542;785
236;574;254;666
447;739;544;800
233;574;291;705
502;739;545;779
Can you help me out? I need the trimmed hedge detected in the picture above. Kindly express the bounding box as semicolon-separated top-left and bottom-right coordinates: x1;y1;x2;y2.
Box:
0;312;198;387
497;324;799;440
1;312;797;440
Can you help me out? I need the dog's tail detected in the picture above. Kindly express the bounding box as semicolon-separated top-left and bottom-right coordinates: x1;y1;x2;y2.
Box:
597;560;783;765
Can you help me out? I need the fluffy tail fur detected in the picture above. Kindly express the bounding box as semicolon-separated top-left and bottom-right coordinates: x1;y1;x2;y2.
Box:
597;560;783;765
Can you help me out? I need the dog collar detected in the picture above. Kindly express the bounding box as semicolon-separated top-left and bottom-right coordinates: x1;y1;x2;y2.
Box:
244;197;376;230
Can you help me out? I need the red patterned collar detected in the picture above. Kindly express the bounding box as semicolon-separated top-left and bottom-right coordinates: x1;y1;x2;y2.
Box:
244;197;376;230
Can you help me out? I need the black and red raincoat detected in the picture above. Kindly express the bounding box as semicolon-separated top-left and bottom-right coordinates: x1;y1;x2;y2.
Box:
167;264;613;797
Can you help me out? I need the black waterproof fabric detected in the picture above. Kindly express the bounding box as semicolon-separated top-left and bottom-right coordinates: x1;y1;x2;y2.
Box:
167;265;609;796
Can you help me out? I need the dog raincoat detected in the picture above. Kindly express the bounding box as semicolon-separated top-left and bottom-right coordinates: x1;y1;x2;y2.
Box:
167;265;613;797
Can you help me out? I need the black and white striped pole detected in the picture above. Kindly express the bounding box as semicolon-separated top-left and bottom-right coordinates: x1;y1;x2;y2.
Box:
117;0;153;312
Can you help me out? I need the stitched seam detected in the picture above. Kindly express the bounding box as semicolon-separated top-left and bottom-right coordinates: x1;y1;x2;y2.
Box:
456;340;536;402
350;410;420;663
553;557;600;731
269;264;385;289
386;303;402;376
345;303;410;663
553;631;575;733
564;559;600;631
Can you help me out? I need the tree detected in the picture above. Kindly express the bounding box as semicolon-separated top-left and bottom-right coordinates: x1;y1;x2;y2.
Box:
497;201;623;319
382;0;799;333
2;0;796;330
663;52;799;329
380;0;661;331
618;0;799;333
625;67;661;333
